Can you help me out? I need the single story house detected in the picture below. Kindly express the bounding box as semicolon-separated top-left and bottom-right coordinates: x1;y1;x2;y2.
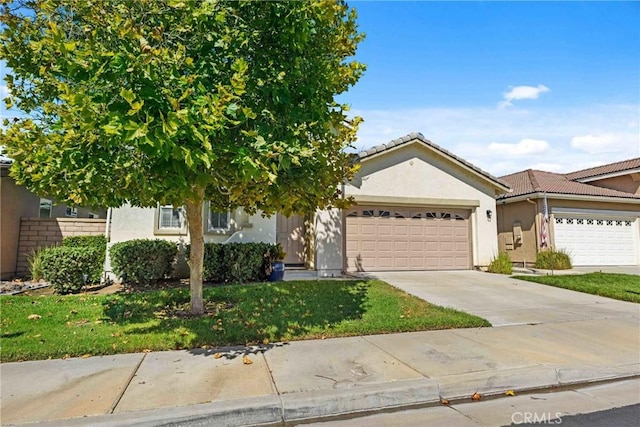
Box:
108;132;510;277
497;158;640;267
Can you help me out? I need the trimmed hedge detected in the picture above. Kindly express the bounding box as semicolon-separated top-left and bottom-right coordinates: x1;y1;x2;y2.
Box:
187;242;277;283
110;239;178;286
41;246;104;294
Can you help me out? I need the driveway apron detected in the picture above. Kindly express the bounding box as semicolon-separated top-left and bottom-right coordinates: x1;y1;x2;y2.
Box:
372;271;640;326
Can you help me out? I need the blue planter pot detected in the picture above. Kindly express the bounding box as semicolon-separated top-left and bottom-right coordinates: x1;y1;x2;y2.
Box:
268;261;285;282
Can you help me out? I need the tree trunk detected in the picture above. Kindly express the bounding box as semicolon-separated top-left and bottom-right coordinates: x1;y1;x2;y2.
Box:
185;189;205;315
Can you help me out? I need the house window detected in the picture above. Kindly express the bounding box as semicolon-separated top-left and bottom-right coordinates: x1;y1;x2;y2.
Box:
39;198;52;218
65;206;78;218
88;212;100;219
208;210;230;231
158;205;184;229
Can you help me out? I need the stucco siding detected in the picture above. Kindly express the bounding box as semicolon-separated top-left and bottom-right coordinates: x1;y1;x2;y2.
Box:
314;208;343;277
1;177;40;279
587;174;640;196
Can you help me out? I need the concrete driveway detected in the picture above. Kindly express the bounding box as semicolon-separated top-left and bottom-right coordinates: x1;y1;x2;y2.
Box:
373;271;640;327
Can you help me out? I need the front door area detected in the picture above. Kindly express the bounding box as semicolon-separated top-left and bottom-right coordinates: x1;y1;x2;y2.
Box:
276;214;306;265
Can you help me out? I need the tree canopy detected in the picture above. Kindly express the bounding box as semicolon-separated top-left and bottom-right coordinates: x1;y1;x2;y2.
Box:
1;0;365;313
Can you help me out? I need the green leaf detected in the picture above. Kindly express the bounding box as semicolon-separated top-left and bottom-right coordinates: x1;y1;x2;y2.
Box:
120;88;135;105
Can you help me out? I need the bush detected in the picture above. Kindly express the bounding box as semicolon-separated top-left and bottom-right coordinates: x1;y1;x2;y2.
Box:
535;249;572;270
40;246;104;294
63;235;108;270
27;247;47;281
63;235;107;251
110;239;178;286
188;242;276;283
487;251;513;274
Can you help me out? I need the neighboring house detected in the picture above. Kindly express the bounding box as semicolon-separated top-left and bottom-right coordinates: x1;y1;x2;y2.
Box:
0;159;107;279
108;132;510;277
497;158;640;267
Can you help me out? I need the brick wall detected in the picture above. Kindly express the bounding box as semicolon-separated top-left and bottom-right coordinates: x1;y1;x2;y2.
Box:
16;218;107;275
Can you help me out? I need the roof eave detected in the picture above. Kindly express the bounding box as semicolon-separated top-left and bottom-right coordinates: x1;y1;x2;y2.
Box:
497;192;640;204
574;167;640;183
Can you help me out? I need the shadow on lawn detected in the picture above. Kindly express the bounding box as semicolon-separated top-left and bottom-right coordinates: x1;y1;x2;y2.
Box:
101;280;370;352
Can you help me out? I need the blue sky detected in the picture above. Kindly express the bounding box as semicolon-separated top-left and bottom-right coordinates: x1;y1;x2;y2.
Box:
2;1;639;177
342;1;640;176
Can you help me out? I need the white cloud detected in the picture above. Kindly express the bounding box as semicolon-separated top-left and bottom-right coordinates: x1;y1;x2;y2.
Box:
0;84;8;98
529;163;563;172
488;139;549;156
498;84;550;108
571;133;640;154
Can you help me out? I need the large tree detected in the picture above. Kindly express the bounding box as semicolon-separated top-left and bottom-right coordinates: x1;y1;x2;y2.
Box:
1;0;365;313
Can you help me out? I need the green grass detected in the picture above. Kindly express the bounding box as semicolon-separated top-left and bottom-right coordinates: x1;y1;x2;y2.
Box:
513;273;640;303
0;280;490;362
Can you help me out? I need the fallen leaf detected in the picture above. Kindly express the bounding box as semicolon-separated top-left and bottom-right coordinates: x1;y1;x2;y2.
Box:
505;390;515;396
213;353;222;359
81;354;91;359
440;398;450;405
142;349;152;353
242;355;253;365
472;392;481;401
262;338;269;345
27;314;41;320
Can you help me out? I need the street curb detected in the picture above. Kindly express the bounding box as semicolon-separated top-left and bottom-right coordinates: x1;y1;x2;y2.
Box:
8;371;640;427
280;378;440;424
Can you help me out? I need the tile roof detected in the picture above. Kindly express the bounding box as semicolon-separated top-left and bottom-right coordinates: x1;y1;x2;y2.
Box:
564;158;640;181
357;132;510;190
499;169;640;200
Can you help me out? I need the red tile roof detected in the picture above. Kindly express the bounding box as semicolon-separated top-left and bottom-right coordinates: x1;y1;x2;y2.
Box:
564;158;640;181
499;169;640;200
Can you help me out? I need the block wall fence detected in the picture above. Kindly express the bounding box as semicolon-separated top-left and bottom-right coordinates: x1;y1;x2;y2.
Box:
16;218;107;275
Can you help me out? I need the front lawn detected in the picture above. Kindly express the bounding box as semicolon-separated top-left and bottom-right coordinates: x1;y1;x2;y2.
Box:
0;279;490;362
513;273;640;303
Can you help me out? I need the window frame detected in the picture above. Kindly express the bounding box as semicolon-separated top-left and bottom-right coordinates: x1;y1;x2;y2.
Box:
65;206;78;218
39;198;52;218
154;204;187;235
205;202;233;234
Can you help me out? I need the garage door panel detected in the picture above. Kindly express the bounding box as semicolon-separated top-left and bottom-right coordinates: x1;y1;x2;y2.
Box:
554;217;638;266
346;206;470;271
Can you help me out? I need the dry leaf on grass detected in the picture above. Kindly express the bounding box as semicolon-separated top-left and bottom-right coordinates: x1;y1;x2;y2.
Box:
27;314;41;320
242;355;253;365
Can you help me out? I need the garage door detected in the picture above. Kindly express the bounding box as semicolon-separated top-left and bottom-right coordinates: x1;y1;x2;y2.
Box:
345;206;471;271
553;216;639;265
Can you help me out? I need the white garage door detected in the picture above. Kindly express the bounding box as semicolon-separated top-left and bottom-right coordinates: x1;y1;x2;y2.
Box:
345;206;471;272
553;216;639;266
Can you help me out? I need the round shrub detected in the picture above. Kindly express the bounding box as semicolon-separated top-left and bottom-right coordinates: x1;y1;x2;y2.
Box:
40;246;103;294
110;239;178;286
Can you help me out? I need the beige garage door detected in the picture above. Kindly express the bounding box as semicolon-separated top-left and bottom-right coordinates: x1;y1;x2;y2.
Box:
345;206;471;272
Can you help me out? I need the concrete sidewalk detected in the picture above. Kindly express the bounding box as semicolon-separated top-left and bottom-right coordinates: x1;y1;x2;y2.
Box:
2;315;639;426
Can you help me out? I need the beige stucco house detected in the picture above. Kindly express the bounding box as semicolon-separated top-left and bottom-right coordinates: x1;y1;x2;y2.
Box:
108;132;510;277
1;159;107;279
497;158;640;267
